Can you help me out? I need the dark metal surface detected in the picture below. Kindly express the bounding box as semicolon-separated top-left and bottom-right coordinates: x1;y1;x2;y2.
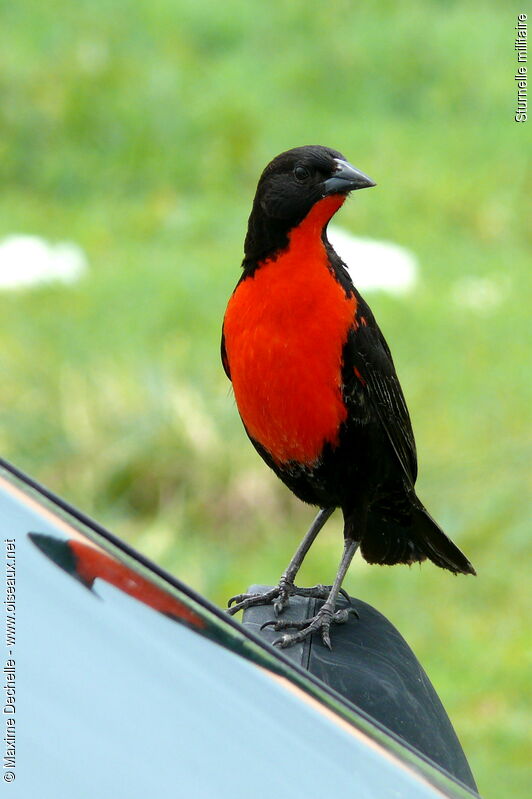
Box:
244;586;477;792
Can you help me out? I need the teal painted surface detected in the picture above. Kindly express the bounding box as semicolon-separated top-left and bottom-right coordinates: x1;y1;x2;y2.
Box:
0;464;476;798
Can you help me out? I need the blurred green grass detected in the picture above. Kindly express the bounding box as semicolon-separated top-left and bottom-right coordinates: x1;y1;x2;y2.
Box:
0;1;530;796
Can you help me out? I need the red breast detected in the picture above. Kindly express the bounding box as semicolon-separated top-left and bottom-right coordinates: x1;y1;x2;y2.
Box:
223;196;357;465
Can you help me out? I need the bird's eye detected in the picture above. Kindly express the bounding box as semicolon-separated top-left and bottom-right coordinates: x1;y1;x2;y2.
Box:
294;165;310;181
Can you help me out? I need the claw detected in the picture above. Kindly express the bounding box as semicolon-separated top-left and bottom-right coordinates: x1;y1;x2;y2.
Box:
225;581;293;618
226;582;356;634
293;584;351;604
226;588;280;616
333;608;351;625
227;593;245;607
273;629;312;648
339;588;352;604
261;617;314;632
273;635;294;648
266;605;358;648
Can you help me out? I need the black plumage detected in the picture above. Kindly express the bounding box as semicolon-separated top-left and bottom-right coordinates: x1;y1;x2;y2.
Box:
223;145;475;648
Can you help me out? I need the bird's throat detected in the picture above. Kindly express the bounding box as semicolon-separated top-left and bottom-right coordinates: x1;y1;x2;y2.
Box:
224;193;355;466
287;194;346;253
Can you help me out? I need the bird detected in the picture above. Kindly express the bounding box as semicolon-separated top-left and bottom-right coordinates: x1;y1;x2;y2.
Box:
221;145;475;649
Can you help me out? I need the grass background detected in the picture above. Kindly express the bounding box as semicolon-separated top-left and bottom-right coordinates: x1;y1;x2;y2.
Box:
0;1;530;795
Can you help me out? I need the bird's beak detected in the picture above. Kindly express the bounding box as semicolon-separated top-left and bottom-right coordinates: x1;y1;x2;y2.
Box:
323;159;376;196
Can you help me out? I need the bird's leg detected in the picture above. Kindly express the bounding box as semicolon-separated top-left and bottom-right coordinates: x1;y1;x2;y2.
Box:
227;507;335;616
273;506;338;614
262;536;360;649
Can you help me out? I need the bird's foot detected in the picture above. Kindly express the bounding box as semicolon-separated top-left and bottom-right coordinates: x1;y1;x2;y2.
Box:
290;583;351;604
226;581;351;617
226;586;283;616
261;604;359;650
227;577;301;616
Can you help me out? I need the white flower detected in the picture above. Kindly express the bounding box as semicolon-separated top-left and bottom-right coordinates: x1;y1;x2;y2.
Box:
328;226;419;296
0;235;88;290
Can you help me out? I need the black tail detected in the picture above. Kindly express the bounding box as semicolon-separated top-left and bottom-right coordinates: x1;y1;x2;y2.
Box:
360;497;476;576
409;505;476;575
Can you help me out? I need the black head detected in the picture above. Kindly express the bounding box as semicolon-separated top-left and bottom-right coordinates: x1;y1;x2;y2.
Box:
244;145;375;264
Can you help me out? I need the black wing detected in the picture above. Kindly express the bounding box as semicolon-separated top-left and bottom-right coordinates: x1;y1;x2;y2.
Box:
221;327;231;380
343;303;418;486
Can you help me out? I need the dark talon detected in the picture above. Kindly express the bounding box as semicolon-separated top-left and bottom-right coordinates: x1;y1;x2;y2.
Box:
225;589;280;615
264;604;359;648
339;588;352;604
226;578;358;646
226;602;246;616
264;617;314;632
273;635;293;648
334;608;351;625
227;592;258;608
